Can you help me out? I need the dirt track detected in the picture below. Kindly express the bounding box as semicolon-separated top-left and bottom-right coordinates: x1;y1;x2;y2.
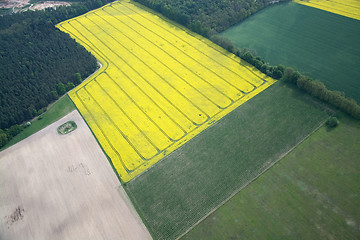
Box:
0;110;152;240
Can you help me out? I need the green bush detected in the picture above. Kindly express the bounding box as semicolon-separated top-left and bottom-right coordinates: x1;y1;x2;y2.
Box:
6;124;24;139
56;82;66;96
0;133;8;148
74;73;82;85
210;35;236;53
50;90;59;101
326;117;339;128
66;82;75;91
37;107;47;116
272;69;283;79
282;67;300;84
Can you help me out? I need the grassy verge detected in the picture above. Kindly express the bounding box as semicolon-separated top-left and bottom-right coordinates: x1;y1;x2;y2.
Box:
126;83;332;240
182;113;360;240
0;95;75;151
221;2;360;103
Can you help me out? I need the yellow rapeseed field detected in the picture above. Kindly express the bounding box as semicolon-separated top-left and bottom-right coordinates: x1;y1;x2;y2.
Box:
294;0;360;20
57;0;275;182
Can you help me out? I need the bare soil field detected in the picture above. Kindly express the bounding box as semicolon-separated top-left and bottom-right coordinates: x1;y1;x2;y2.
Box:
0;110;152;240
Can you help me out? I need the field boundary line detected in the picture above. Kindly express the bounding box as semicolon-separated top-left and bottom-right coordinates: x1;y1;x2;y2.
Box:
176;116;331;240
74;89;130;170
66;103;157;240
59;21;140;170
69;17;182;160
57;20;141;173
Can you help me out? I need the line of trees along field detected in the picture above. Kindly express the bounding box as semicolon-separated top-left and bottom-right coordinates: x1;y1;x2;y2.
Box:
236;49;360;120
134;0;290;37
0;0;113;148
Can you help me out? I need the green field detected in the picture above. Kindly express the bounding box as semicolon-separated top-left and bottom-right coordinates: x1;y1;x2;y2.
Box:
182;113;360;240
0;95;75;151
126;83;331;240
221;2;360;103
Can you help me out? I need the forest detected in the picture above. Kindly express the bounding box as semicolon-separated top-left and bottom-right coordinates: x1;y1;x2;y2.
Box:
134;0;289;36
0;0;113;147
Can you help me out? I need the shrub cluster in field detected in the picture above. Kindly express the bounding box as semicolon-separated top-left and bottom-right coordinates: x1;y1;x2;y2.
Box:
57;121;77;135
326;116;339;128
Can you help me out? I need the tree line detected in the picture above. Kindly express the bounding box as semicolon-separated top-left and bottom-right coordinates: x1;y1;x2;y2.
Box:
207;34;360;119
237;48;360;120
0;0;114;148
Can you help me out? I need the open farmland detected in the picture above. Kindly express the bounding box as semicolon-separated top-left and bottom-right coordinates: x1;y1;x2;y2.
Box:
57;0;275;182
182;113;360;240
294;0;360;20
0;111;151;240
221;1;360;103
126;83;331;240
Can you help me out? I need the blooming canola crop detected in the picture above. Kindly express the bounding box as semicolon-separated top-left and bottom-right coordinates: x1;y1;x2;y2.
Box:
294;0;360;20
57;0;275;182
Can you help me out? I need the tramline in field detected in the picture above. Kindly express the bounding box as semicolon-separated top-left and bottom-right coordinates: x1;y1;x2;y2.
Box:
57;0;275;182
294;0;360;20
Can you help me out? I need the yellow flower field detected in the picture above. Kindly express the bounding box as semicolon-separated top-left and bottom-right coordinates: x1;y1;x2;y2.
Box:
57;0;275;182
294;0;360;20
